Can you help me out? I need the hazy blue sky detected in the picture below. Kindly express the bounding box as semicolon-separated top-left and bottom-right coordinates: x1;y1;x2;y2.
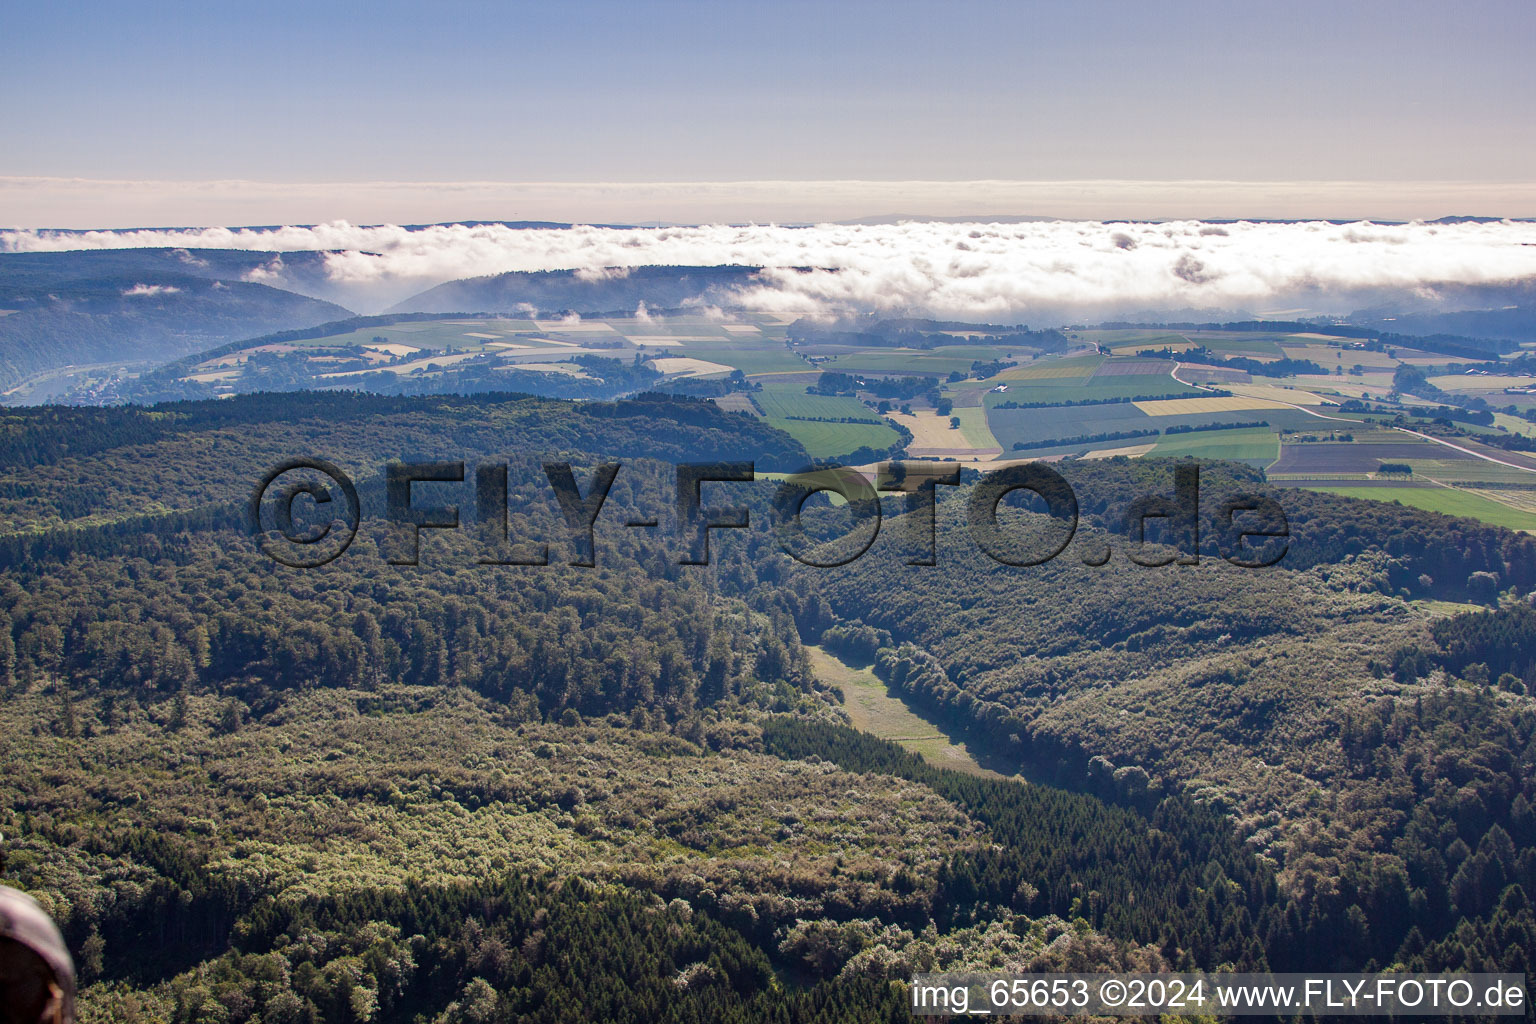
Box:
2;1;1533;223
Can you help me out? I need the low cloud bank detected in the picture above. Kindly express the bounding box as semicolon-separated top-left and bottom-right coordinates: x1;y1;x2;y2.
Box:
5;219;1536;319
121;282;181;297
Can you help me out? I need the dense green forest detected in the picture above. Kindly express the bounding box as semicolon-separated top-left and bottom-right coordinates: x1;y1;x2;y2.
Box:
0;391;1532;1020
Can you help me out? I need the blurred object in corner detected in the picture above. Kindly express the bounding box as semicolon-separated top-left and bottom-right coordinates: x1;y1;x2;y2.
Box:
0;885;75;1024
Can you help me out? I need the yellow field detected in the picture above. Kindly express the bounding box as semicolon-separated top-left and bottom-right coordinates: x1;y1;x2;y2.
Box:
321;351;483;377
1281;344;1399;368
533;320;617;332
1081;443;1157;459
1133;396;1285;416
1429;374;1536;390
1316;381;1396;400
1226;383;1332;405
889;410;964;448
363;342;421;357
711;393;758;414
890;409;1001;456
650;356;735;377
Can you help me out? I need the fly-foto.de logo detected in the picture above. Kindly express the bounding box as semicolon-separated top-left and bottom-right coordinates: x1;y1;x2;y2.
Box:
249;459;1290;570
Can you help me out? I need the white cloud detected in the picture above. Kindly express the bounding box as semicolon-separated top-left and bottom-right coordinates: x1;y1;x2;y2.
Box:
121;283;181;297
7;217;1536;318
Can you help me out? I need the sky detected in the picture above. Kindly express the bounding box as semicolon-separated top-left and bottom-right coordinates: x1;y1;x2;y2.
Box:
2;0;1534;225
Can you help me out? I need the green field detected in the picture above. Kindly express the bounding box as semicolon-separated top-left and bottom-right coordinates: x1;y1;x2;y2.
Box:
807;646;1006;778
676;341;812;376
1148;426;1280;464
983;374;1202;407
1176;331;1291;356
1493;412;1536;437
951;405;1000;450
1074;328;1300;357
1407;458;1536;485
1072;328;1190;346
816;348;993;375
753;384;901;459
1303;484;1536;531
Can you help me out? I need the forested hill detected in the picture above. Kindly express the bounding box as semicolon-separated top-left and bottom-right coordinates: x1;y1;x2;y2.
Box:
389;265;780;314
1;394;1534;1018
0;248;338;294
751;459;1536;991
0;270;352;392
0;391;811;539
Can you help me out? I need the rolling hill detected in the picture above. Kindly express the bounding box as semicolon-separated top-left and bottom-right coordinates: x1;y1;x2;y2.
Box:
388;264;782;315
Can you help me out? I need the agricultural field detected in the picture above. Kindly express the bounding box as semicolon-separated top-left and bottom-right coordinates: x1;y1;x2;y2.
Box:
1222;382;1335;405
1299;484;1536;532
1068;328;1191;352
292;318;548;351
988;402;1156;448
801;343;1014;363
1168;330;1289;356
1094;358;1179;376
647;356;735;378
1078;327;1461;368
753;382;902;459
151;315;1536;504
180;313;811;382
889;408;1001;458
711;391;758;414
670;340;811;376
815;346;1006;376
1404;457;1536;485
994;354;1104;381
1080;442;1158;459
1428;373;1536;390
990;403;1325;452
1133;395;1286;416
1146;426;1280;465
951;405;1001;450
1493;412;1536;437
1280;343;1400;368
1267;441;1439;475
1461;486;1536;514
982;373;1201;407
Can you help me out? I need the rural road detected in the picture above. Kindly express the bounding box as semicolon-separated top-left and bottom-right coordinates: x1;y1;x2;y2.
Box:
1172;361;1536;475
1392;426;1536;475
1171;362;1360;423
